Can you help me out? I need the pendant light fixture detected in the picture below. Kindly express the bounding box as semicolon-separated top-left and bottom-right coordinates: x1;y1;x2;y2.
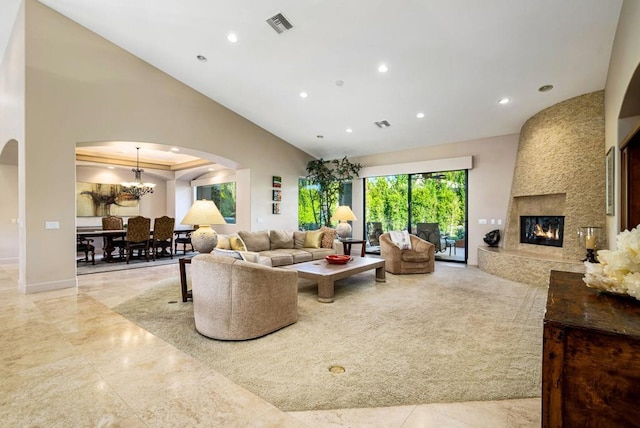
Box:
121;147;156;199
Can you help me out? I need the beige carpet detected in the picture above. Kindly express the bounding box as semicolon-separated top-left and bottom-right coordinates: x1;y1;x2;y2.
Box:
113;264;546;411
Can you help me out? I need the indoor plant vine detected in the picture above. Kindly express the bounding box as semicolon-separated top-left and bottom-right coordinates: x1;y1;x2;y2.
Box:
305;156;362;227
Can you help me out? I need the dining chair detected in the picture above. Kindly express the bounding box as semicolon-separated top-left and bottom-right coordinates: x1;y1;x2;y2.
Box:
174;229;194;254
76;236;95;265
124;216;151;264
102;215;125;260
152;216;175;260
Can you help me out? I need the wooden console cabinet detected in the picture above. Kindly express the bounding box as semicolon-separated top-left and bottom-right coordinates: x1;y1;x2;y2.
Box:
543;270;640;427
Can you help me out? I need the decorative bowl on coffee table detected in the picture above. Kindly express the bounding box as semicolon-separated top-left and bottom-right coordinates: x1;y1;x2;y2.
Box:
325;255;352;264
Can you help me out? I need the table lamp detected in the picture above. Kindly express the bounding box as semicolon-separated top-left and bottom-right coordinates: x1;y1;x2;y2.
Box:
331;205;357;239
180;199;226;253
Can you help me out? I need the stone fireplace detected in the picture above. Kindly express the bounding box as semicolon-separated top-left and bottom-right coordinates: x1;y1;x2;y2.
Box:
478;91;606;286
520;215;565;247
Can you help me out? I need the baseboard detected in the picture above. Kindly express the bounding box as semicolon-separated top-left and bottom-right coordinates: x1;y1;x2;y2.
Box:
23;277;77;294
0;257;18;265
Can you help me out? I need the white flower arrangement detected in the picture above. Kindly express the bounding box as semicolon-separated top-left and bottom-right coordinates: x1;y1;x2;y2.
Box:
583;226;640;299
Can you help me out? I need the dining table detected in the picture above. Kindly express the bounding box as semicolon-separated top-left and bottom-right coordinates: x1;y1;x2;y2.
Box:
76;229;194;262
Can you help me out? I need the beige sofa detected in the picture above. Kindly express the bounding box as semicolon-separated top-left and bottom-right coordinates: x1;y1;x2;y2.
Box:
216;228;342;267
191;253;299;340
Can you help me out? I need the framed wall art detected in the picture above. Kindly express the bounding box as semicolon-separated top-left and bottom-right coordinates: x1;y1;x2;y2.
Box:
76;182;139;217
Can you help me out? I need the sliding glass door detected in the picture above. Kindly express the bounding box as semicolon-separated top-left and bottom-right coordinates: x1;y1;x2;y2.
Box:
364;170;467;262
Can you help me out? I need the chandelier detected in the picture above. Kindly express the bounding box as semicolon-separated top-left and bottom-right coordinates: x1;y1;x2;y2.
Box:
120;147;156;199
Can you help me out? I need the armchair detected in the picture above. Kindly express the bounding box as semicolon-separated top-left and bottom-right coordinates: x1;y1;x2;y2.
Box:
380;232;435;274
191;253;298;340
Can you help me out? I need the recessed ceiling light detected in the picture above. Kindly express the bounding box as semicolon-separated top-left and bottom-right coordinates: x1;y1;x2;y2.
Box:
416;112;425;119
227;33;238;43
197;55;207;62
378;64;389;73
346;128;353;133
538;84;554;92
498;97;510;104
300;92;308;98
170;147;180;152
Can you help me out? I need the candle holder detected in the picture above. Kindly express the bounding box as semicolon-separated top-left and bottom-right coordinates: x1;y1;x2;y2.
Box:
577;226;603;263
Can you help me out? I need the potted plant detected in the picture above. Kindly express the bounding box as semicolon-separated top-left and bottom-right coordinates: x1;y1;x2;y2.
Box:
305;157;362;227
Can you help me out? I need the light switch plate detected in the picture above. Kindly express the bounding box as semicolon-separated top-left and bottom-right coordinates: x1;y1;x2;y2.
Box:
45;221;60;229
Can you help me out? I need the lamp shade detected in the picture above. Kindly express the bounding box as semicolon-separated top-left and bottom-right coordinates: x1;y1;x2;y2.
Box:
180;199;226;226
331;205;357;222
180;200;226;253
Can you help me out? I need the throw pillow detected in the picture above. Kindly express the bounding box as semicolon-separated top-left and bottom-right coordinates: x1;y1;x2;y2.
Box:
216;234;231;250
238;230;270;252
229;236;247;251
319;226;337;249
270;230;294;249
303;230;323;249
389;230;412;250
213;248;244;260
293;231;306;248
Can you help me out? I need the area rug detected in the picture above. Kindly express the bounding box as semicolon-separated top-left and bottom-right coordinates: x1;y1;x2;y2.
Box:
112;264;546;411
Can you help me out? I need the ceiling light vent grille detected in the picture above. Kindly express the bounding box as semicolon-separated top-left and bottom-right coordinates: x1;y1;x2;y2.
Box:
375;120;391;128
266;13;294;34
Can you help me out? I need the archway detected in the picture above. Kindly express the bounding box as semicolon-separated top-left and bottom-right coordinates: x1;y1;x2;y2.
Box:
0;139;19;264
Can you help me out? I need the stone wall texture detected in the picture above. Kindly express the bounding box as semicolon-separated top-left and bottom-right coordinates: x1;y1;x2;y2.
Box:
505;91;606;260
479;91;605;285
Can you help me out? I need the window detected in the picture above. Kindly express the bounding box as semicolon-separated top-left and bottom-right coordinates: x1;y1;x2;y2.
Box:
196;182;237;224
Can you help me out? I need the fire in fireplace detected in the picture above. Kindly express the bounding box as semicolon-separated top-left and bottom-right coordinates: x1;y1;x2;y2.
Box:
520;216;565;247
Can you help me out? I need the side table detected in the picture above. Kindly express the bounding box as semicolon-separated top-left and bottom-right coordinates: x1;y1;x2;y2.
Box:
179;257;193;302
339;238;366;257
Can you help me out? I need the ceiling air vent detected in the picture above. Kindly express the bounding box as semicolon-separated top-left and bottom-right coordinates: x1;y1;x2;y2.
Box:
266;13;294;34
374;120;391;128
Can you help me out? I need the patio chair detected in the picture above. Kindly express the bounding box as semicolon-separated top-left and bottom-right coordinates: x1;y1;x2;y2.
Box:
416;223;445;253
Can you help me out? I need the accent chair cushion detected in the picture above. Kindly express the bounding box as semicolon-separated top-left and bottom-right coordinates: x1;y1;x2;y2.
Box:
319;226;337;248
213;248;244;260
216;235;231;250
303;230;323;249
230;236;247;251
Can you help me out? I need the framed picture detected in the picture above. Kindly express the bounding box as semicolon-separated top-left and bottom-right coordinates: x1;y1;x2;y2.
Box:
273;203;281;214
76;182;139;217
272;176;282;188
606;146;615;216
272;189;281;201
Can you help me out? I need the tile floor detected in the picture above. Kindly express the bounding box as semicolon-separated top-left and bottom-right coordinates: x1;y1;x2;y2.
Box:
0;263;541;427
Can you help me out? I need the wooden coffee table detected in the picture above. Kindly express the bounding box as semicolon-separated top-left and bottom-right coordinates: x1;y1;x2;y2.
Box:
285;257;385;303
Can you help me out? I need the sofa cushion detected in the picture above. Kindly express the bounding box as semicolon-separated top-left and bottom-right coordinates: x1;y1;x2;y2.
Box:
258;251;294;267
293;231;306;248
319;226;337;248
270;249;313;264
401;251;430;262
270;230;294;249
216;235;231;250
303;230;323;248
305;247;336;260
230;236;247;251
238;230;270;252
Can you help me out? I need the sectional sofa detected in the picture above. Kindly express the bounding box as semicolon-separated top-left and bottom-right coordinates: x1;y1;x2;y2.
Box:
215;227;343;266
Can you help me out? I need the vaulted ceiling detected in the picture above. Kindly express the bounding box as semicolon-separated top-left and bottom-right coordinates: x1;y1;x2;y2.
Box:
0;0;624;160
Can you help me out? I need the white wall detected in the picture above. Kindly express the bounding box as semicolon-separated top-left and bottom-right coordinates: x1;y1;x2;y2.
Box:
0;163;18;263
352;134;520;265
605;0;640;245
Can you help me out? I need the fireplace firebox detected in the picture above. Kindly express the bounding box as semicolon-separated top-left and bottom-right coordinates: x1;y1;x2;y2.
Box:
520;216;565;247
